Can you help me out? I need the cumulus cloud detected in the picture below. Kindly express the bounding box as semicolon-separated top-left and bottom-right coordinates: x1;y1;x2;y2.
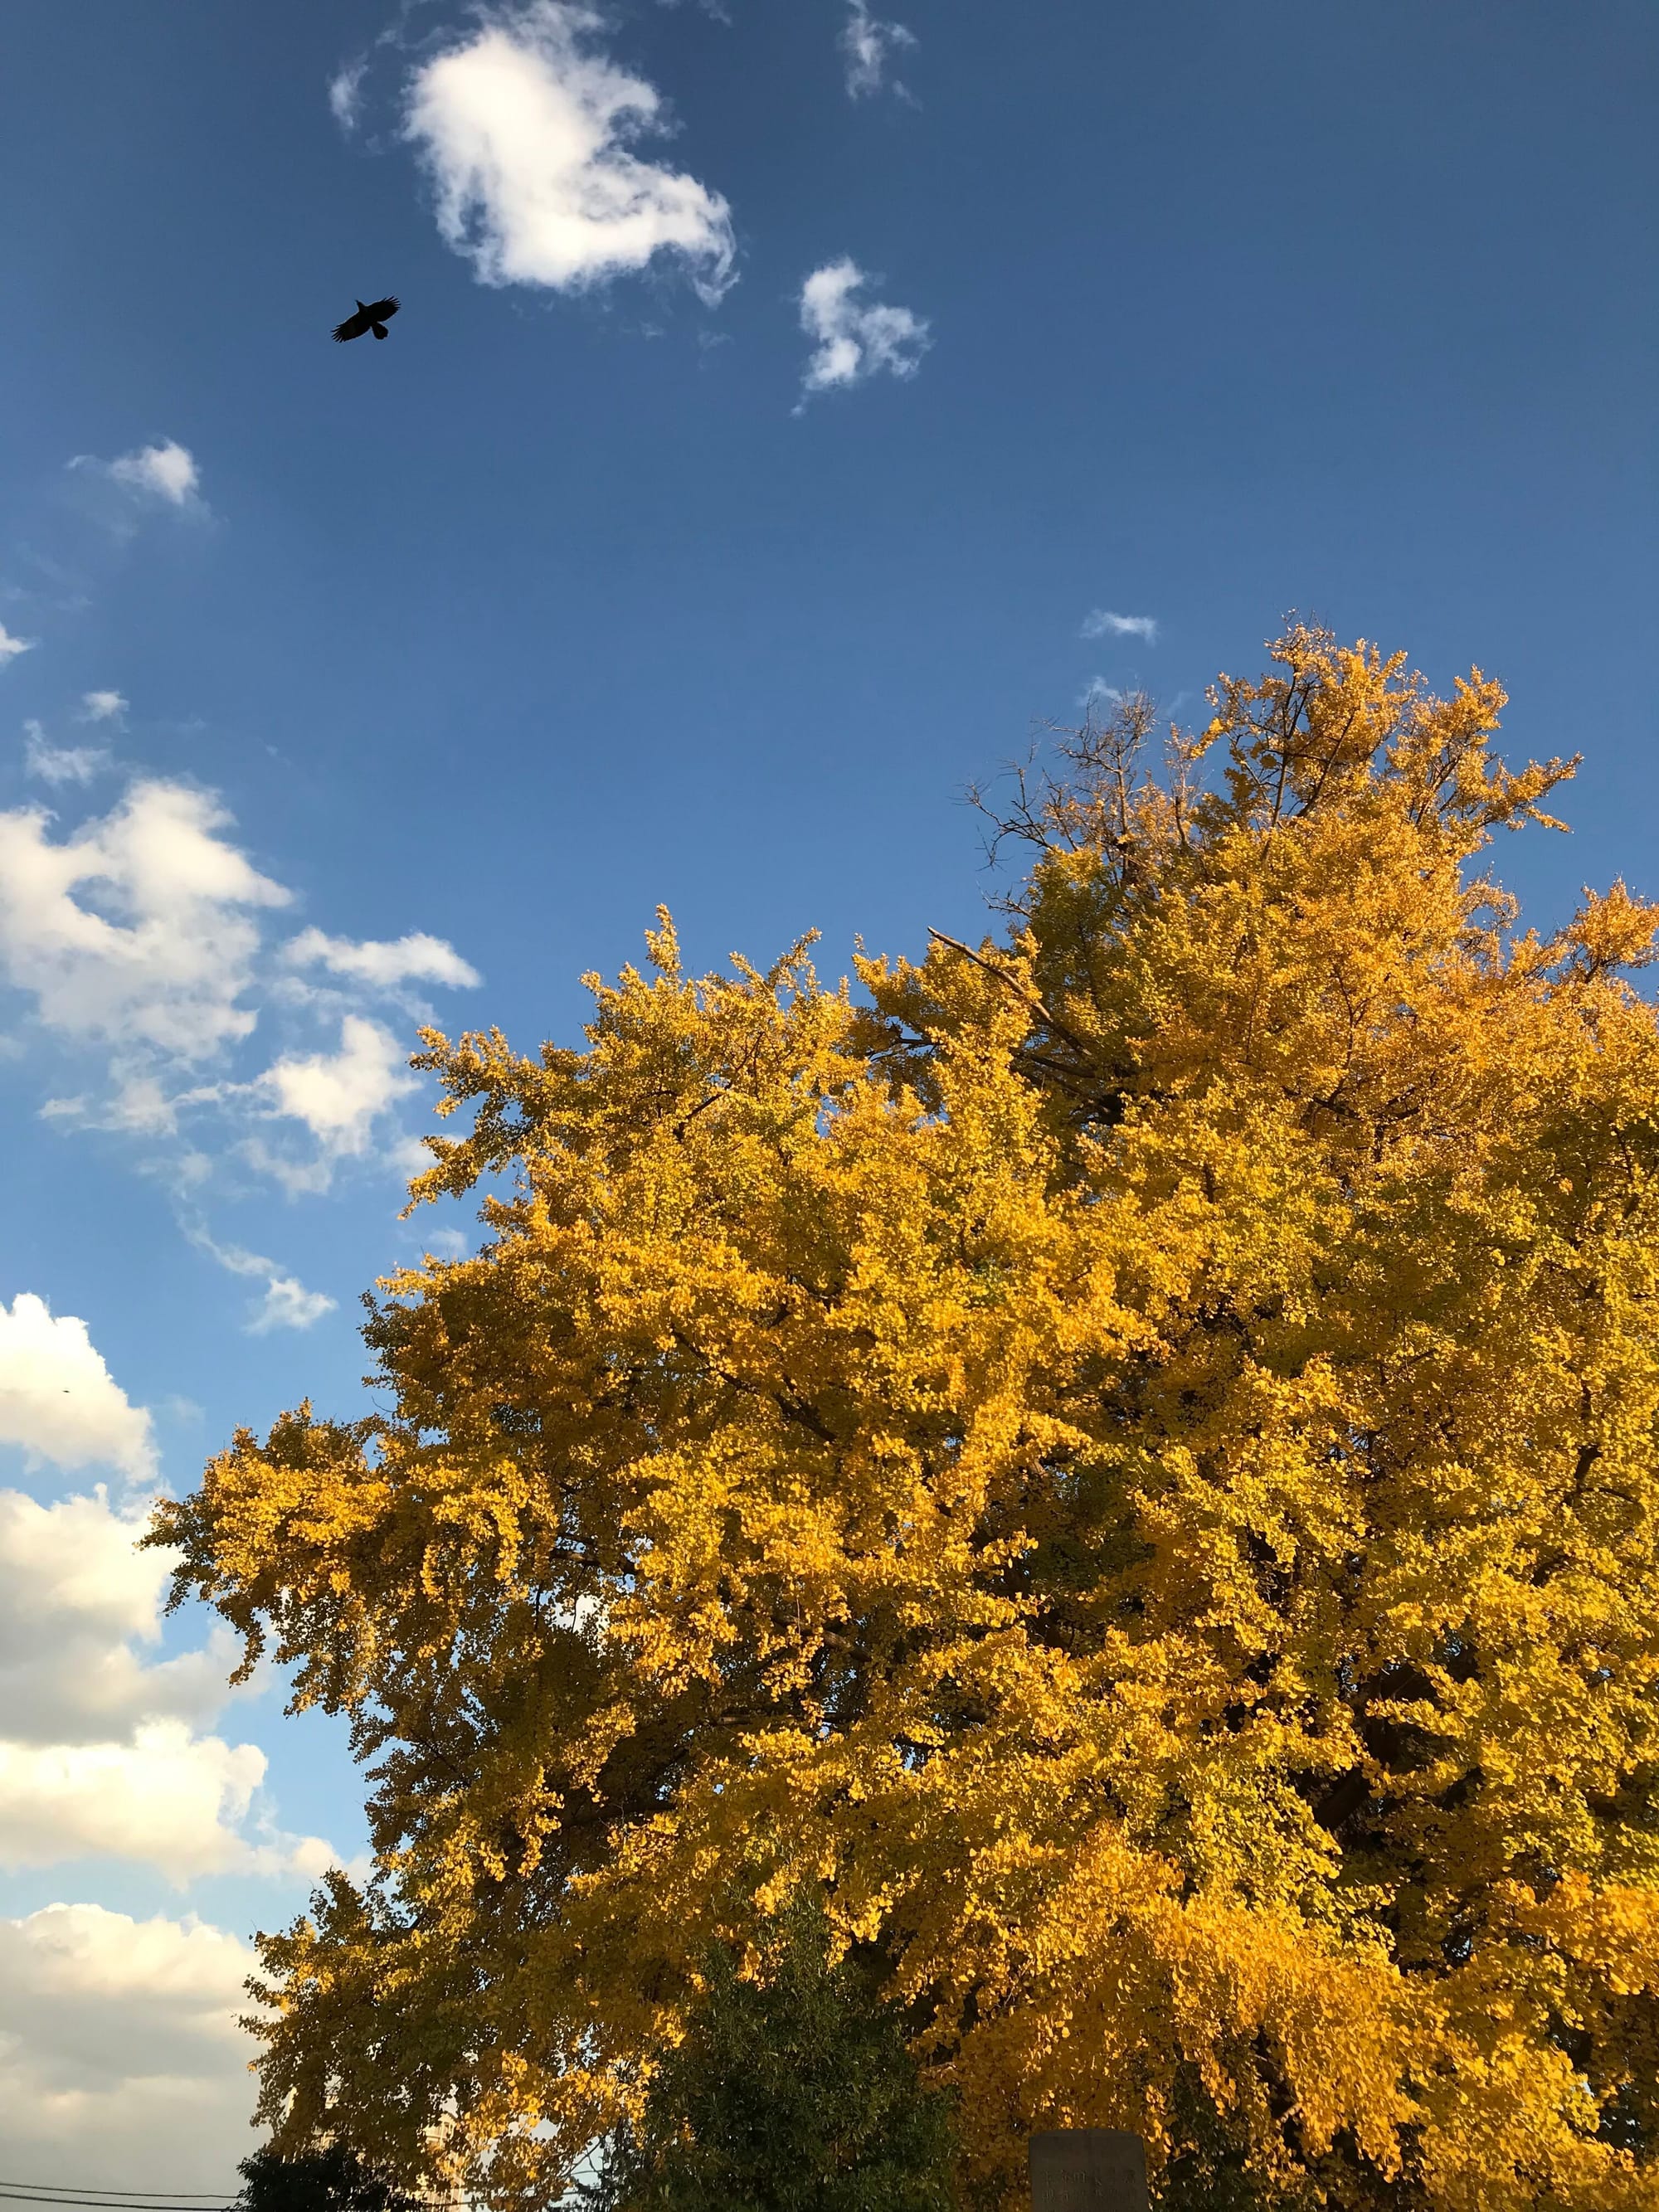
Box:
281;924;480;991
796;258;930;401
0;1294;156;1484
0;1904;261;2190
80;689;128;722
0;1723;281;1879
0;1472;339;1881
0;779;289;1066
840;0;916;99
0;1487;235;1743
404;1;737;301
23;718;110;788
0;621;35;666
1082;609;1159;643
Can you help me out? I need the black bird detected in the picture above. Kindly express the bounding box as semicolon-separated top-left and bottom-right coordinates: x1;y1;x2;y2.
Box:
333;295;401;343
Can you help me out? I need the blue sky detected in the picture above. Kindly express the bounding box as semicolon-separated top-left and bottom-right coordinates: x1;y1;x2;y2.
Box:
0;0;1653;2188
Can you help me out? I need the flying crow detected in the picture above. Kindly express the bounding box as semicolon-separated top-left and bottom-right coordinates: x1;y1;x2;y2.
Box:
333;296;401;343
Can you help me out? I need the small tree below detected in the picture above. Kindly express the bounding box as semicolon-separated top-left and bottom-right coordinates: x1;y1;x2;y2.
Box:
236;2146;420;2212
583;1898;958;2212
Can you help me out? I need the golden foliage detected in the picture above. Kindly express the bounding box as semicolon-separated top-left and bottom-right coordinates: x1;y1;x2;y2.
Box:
154;630;1659;2210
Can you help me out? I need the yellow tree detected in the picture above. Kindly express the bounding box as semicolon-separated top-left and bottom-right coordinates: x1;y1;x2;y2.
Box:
154;630;1659;2211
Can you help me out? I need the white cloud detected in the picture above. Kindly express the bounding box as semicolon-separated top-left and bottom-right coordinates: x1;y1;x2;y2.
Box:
24;718;111;788
797;258;930;401
1082;609;1159;642
0;1471;339;1887
1;771;476;1243
840;0;916;99
405;1;737;301
0;1488;238;1743
328;58;367;130
250;1275;337;1334
0;1294;156;1484
0;1723;274;1879
0;1689;340;1877
105;440;201;507
1080;677;1123;711
281;924;481;991
80;689;128;722
0;1903;262;2191
0;779;289;1064
0;621;34;666
250;1013;419;1188
182;1229;338;1334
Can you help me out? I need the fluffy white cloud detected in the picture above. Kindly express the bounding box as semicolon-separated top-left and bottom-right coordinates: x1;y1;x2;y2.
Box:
263;1014;417;1145
24;717;110;788
0;1723;280;1879
797;258;930;401
0;1294;156;1483
0;1469;343;1879
0;1903;262;2190
0;1488;237;1744
105;439;201;506
0;779;289;1064
80;689;128;722
405;1;737;300
1082;609;1159;642
249;1013;420;1191
0;1723;339;1881
840;0;916;98
282;924;481;991
0;621;34;665
0;1454;338;1883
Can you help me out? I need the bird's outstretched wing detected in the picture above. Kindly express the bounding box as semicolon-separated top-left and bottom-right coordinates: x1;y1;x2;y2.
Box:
364;296;400;323
333;308;371;343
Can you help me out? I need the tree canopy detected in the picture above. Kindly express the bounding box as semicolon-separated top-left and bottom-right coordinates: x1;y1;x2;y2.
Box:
154;629;1659;2212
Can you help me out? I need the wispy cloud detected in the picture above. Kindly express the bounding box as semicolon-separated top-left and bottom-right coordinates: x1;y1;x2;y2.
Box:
1082;609;1159;643
328;58;367;131
796;259;930;404
0;623;35;667
182;1226;336;1334
80;690;128;723
840;0;916;100
404;1;736;303
23;719;110;788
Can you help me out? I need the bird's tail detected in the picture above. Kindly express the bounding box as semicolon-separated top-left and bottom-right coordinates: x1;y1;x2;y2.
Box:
372;324;388;339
